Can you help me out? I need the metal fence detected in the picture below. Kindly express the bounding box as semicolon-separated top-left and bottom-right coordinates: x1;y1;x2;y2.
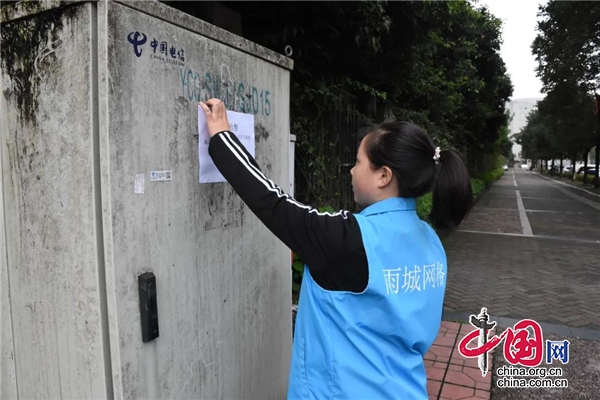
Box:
294;99;361;213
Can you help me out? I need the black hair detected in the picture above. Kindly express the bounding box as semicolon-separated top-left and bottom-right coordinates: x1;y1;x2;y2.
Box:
364;121;473;236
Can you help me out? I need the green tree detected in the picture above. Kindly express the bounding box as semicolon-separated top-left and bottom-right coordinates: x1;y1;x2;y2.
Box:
169;1;514;201
532;0;600;185
516;81;596;180
369;1;513;173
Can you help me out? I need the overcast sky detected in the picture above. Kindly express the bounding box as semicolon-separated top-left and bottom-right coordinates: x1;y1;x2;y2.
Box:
476;0;548;100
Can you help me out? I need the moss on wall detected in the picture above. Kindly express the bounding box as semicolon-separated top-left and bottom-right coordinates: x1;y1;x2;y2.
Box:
1;2;79;125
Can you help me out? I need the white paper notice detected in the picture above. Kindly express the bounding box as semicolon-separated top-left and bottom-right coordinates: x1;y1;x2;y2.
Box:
198;106;255;183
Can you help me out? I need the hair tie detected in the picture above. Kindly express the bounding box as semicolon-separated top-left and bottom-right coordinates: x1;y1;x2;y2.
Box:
433;147;441;163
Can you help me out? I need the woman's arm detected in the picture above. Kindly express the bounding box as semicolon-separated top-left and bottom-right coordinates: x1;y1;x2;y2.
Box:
201;100;368;291
208;131;367;288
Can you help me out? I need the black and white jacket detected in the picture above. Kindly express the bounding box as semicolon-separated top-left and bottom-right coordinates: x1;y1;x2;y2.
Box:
208;130;368;292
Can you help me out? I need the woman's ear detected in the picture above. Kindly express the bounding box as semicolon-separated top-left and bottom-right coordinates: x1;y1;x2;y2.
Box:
378;166;395;188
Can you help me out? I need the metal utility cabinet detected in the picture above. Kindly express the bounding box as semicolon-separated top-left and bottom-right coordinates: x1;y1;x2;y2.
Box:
1;1;293;398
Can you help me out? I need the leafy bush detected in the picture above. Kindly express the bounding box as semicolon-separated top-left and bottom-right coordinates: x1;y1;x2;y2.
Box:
416;178;487;222
471;178;486;199
544;170;598;183
476;167;504;188
416;192;433;221
575;173;598;183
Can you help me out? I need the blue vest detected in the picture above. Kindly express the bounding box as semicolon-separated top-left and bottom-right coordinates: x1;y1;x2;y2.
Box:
288;197;447;399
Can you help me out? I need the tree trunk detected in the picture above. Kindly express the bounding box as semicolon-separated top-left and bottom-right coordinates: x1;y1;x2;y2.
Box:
581;149;589;184
584;150;589;185
595;93;600;187
559;157;563;179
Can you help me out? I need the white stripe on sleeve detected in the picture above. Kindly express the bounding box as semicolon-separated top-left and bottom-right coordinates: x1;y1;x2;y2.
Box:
218;132;349;219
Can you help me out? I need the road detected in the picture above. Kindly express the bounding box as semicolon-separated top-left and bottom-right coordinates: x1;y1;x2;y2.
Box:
442;168;600;331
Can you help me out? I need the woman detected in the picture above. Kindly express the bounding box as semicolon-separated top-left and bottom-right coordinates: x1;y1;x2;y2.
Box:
199;99;472;399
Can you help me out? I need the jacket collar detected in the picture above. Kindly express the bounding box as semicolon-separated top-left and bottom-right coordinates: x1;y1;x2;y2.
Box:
359;197;417;216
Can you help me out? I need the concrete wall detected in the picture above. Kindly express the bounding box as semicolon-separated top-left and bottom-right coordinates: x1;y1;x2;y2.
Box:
1;3;109;398
1;1;292;398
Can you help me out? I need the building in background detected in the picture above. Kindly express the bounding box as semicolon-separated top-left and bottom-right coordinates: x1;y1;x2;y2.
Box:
506;97;544;161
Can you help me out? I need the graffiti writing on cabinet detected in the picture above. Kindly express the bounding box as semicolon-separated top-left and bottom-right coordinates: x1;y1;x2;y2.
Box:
180;67;271;116
127;30;272;116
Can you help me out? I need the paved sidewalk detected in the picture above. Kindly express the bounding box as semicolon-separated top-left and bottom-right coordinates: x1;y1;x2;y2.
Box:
430;169;600;399
426;321;495;399
442;169;600;329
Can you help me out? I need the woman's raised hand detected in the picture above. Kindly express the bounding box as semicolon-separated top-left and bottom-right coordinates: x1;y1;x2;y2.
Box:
199;98;231;138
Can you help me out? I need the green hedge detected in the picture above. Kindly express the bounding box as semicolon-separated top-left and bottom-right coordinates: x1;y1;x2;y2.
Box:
471;178;486;198
544;171;598;183
575;173;598;183
477;167;505;188
415;176;492;221
416;192;433;221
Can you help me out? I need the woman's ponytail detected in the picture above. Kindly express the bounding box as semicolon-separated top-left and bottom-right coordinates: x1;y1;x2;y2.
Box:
430;149;473;237
363;122;473;236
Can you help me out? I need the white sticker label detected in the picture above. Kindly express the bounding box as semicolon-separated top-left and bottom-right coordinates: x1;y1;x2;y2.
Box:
150;170;172;182
134;173;145;194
